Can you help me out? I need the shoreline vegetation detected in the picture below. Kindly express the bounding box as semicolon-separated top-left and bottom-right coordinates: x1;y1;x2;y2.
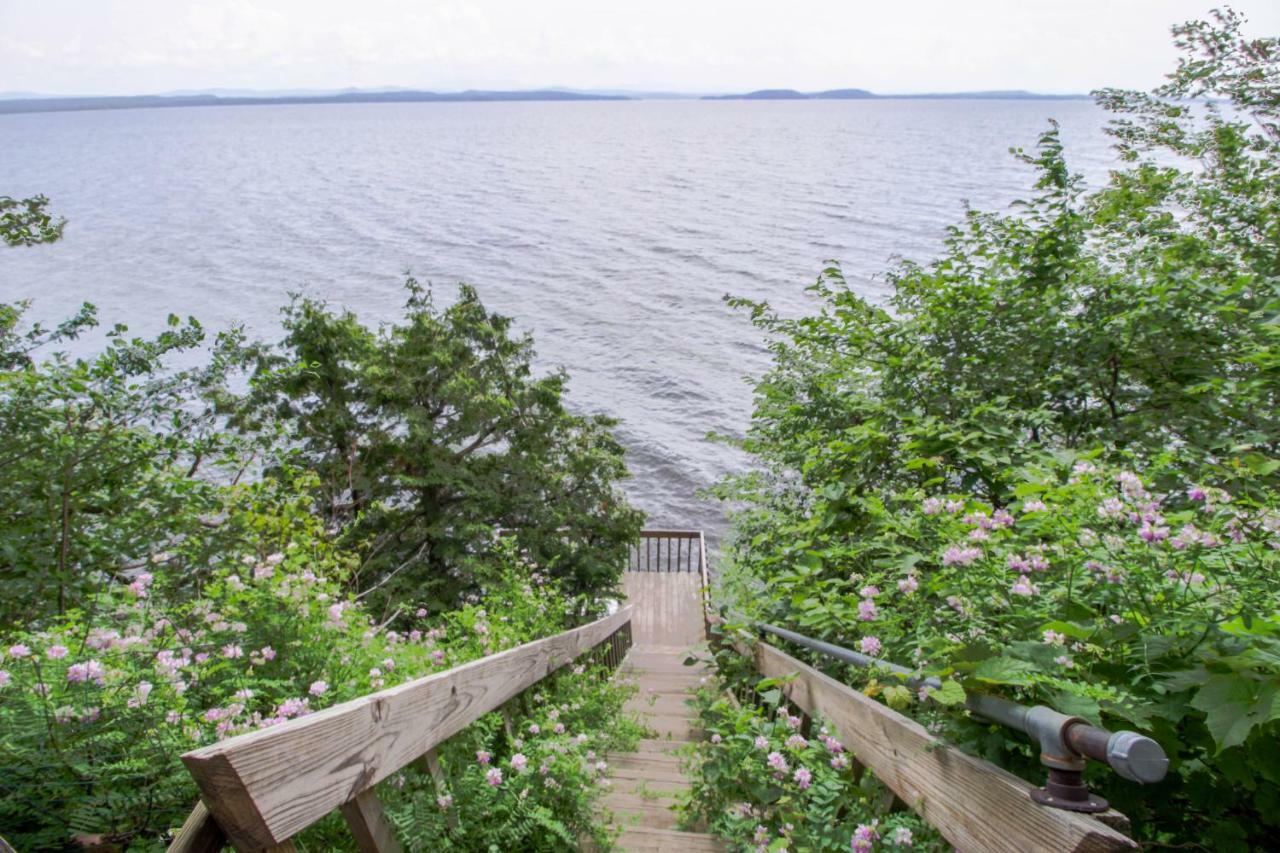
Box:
0;87;1089;116
703;8;1280;851
2;6;1278;852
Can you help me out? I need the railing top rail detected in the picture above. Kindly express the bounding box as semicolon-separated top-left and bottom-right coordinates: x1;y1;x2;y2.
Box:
181;605;632;850
749;619;1167;805
750;640;1138;851
638;529;701;538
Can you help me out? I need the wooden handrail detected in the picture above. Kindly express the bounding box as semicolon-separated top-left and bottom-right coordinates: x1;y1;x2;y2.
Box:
172;606;633;851
752;641;1136;852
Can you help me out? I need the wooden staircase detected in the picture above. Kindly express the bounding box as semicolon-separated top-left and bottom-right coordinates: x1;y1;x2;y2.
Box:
601;644;724;852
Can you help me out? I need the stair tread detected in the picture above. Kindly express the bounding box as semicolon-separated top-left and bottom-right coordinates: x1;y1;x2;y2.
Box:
616;826;727;852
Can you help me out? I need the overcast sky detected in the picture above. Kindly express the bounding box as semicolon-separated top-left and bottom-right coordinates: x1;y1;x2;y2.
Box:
2;1;1278;97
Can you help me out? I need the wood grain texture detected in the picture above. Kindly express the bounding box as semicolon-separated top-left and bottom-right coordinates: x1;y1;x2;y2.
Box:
623;571;705;647
340;789;403;853
755;642;1136;853
182;606;632;850
166;801;226;853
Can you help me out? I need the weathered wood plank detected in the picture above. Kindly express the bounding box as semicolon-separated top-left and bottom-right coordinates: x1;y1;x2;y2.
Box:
754;642;1136;853
166;801;226;853
182;606;632;850
623;571;704;646
340;789;403;853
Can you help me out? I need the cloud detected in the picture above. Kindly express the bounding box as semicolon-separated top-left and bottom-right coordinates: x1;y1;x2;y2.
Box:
2;0;1279;96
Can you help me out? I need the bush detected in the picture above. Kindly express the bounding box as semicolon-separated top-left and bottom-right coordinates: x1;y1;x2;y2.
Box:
715;9;1280;848
0;532;634;850
682;673;940;852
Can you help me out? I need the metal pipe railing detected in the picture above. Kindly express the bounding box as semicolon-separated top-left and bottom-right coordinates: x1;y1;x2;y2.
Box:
752;620;1168;813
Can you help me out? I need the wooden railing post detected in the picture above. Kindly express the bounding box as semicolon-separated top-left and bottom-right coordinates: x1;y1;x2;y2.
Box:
340;790;403;853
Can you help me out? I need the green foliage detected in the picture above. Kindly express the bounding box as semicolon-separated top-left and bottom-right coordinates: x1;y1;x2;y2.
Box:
245;281;643;614
0;302;259;628
371;660;643;852
681;665;940;851
0;542;636;850
1;252;643;847
716;9;1280;849
0;194;64;247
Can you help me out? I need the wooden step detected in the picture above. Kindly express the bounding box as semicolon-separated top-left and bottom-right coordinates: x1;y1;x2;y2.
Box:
616;826;727;852
631;738;691;756
602;791;683;830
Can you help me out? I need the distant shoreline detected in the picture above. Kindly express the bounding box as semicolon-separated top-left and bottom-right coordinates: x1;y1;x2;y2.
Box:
0;87;1090;116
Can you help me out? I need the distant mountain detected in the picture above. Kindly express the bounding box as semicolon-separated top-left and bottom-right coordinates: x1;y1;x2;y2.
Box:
704;88;1086;101
814;88;876;99
704;89;810;100
0;88;631;115
0;86;1092;115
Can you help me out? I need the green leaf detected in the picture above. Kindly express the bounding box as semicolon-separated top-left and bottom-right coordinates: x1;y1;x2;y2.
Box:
972;656;1038;686
884;684;913;710
926;679;966;706
1190;674;1280;753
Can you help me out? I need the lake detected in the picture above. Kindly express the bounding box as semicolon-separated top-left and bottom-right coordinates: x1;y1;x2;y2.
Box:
0;99;1118;538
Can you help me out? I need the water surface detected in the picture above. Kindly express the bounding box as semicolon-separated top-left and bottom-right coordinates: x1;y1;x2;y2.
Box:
0;99;1117;537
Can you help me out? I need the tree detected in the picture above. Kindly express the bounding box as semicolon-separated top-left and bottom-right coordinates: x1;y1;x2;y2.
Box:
250;280;643;614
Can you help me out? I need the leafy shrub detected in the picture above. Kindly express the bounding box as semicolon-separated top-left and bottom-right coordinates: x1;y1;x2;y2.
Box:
682;673;940;852
0;536;632;850
718;458;1280;847
715;9;1280;849
376;661;643;851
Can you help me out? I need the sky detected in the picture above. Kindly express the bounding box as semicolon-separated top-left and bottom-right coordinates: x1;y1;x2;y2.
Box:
2;1;1278;97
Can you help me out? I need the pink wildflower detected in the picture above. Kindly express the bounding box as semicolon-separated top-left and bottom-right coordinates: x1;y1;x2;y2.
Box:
437;794;453;810
859;585;880;599
852;823;880;852
942;545;982;566
222;644;243;659
892;826;914;846
46;645;69;660
710;733;722;744
510;753;528;772
859;636;882;656
785;734;808;750
485;768;503;786
754;735;769;750
67;660;105;684
1021;500;1047;514
1043;630;1067;646
1011;575;1038;597
767;751;789;773
309;680;328;696
898;574;918;594
0;670;10;688
477;750;492;765
7;644;30;658
857;599;878;621
794;766;813;789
